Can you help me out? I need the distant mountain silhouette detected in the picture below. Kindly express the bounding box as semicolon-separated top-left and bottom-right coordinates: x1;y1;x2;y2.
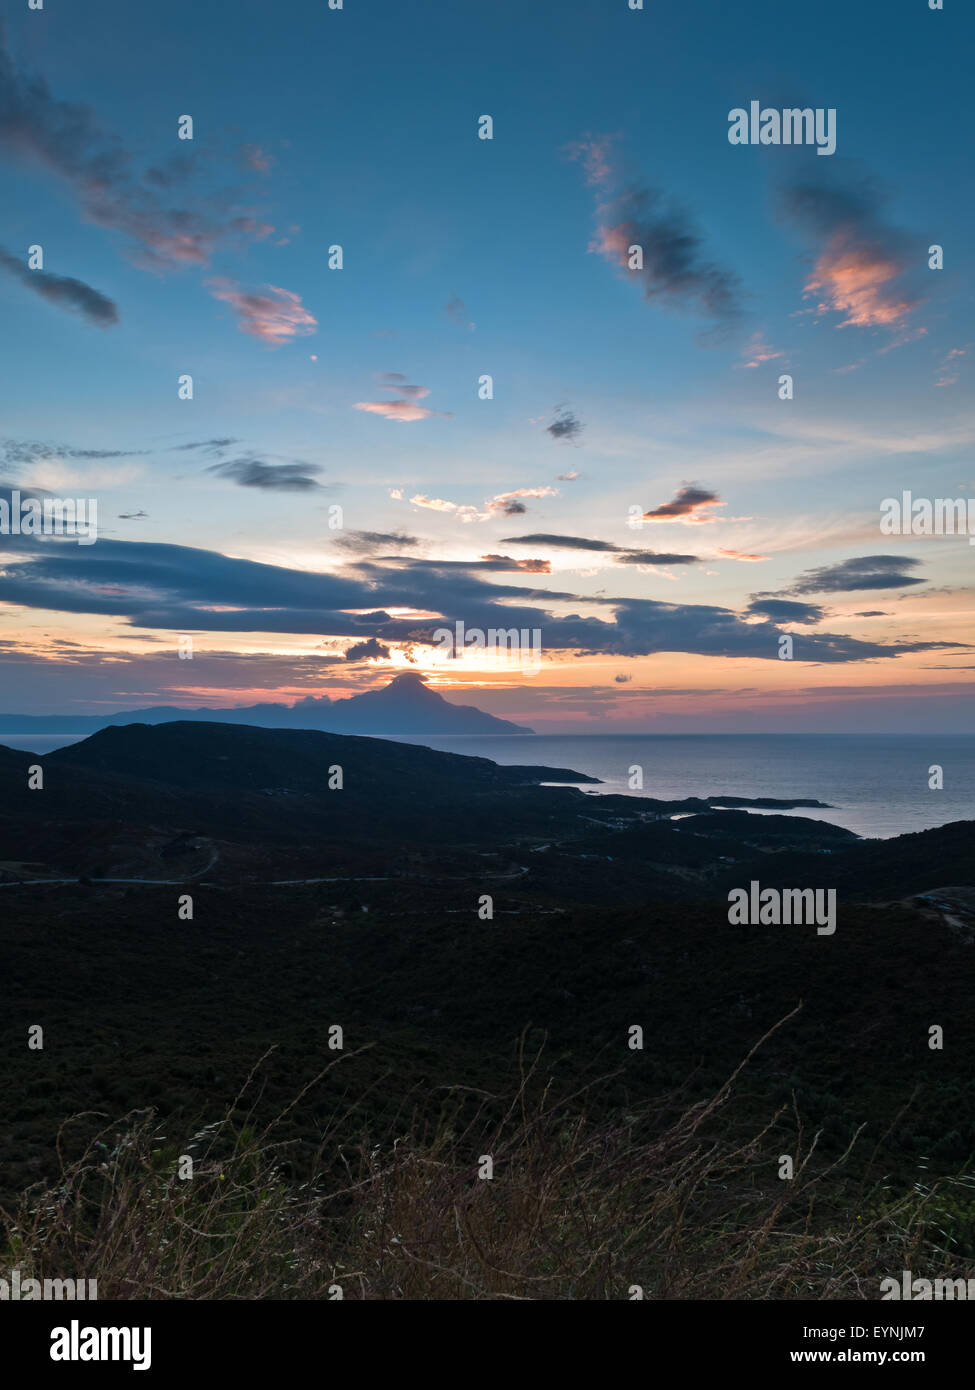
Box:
0;719;594;870
0;672;533;738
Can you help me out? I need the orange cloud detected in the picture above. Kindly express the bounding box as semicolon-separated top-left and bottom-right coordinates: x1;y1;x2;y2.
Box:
717;548;768;562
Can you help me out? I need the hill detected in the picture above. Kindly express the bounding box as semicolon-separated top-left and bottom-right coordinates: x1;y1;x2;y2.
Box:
0;672;533;738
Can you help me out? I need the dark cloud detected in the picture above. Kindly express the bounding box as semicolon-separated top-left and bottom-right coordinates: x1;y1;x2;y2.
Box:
591;186;742;326
855;610;888;617
0;246;118;325
206;456;324;491
0;33;272;271
643;484;722;522
118;510;148;520
0;499;956;666
789;556;926;594
615;551;697;566
445;293;473;329
344;637;391;662
1;439;146;465
546;406;584;442
168;438;239;453
501;532;700;564
478;555;551;573
365;555;551;575
746;597;825;625
501;534;620;552
614;673;632;683
333;530;420;554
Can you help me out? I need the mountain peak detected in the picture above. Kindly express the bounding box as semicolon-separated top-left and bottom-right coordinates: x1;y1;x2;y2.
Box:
383;672;431;690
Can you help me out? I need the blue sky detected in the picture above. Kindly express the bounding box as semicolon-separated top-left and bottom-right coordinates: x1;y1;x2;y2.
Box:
1;0;973;730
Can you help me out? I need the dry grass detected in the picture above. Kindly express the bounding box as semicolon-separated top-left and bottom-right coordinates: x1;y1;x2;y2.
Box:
3;1018;970;1300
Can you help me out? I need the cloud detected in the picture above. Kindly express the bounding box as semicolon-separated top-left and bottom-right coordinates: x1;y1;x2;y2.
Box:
500;533;620;552
374;372;429;400
564;133;617;187
546;406;584;442
778;176;923;334
788;555;926;594
408;494;481;521
1;439;146;465
354;375;449;421
0;498;957;665
486;486;558;516
936;347;967;388
717;547;768;562
642;484;724;523
168;438;239;454
206;455;324;491
501;531;699;564
590;185;742;327
344;637;391;662
356;400;443;422
333;530;420;555
0;34;273;272
240;143;273;174
118;510;148;520
445;293;474;330
207;278;317;346
738;333;783;369
557;470;580;481
614;673;633;683
403;488;557;522
615;550;698;566
478;555;551;573
0;246;118;325
746;597;825;625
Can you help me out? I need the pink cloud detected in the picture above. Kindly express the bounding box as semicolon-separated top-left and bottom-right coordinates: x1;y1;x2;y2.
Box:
936;347;967;388
241;143;274;174
804;238;921;331
356;401;441;422
355;375;448;421
737;334;784;369
565;134;617;187
589;222;630;264
207;278;317;346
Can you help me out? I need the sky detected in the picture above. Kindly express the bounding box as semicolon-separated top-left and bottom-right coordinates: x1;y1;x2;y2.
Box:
0;0;973;733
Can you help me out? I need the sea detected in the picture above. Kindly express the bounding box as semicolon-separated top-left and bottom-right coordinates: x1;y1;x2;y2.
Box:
4;731;974;841
386;733;975;841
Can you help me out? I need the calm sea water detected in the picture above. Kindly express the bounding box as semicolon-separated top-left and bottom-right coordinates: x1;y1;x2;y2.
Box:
386;733;975;840
6;732;974;840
